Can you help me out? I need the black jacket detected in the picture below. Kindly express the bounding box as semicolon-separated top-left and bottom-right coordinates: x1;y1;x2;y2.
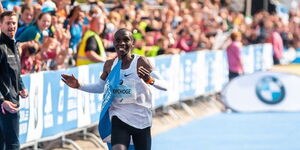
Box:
0;33;25;107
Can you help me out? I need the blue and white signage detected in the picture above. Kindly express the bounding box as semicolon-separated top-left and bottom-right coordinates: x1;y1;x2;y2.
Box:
222;72;300;112
255;76;285;105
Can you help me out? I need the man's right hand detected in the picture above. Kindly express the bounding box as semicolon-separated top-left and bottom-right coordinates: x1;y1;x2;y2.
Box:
1;100;19;114
61;74;80;89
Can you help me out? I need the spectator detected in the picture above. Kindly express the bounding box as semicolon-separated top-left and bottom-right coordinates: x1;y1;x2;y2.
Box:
172;29;197;52
265;20;284;65
145;36;180;56
226;31;243;80
12;5;21;15
33;3;42;21
17;12;52;43
132;38;147;56
20;41;40;74
40;37;67;70
41;0;57;14
53;0;70;18
65;6;85;51
76;15;107;66
0;11;28;150
16;4;34;39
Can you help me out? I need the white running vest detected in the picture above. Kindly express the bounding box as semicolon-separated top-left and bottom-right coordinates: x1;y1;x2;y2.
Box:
109;54;153;129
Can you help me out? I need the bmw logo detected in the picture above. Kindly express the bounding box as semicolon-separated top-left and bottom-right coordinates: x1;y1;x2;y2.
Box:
255;76;285;104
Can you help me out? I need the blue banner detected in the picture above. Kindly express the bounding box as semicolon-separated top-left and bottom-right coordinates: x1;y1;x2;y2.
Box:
88;63;104;123
205;51;216;93
179;52;198;100
153;56;172;107
61;68;79;132
19;75;30;144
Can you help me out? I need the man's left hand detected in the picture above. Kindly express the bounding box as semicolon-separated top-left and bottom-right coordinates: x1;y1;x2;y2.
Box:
20;89;28;98
138;66;151;82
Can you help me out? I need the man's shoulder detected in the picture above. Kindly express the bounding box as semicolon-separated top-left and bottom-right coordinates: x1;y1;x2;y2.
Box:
26;25;38;31
104;58;116;69
106;58;116;66
18;25;36;35
137;55;153;71
86;35;97;44
137;55;149;64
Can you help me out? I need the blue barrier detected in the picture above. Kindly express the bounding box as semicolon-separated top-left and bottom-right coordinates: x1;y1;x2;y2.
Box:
19;43;273;146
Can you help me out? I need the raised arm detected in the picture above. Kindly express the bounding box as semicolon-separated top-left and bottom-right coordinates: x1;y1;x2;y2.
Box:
61;59;114;93
137;56;168;91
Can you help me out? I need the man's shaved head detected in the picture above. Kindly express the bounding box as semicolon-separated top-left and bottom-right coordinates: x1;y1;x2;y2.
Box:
114;28;133;41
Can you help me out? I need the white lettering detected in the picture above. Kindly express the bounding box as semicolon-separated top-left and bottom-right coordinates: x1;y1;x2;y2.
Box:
45;84;52;113
58;81;64;112
19;123;28;134
67;110;77;121
57;116;63;125
19;110;29;122
68;99;77;109
44;115;53;128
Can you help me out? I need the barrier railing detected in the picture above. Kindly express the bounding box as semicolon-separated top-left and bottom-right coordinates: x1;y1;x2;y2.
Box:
19;43;273;148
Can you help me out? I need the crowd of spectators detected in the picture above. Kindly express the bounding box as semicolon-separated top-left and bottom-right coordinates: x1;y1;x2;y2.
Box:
1;0;299;74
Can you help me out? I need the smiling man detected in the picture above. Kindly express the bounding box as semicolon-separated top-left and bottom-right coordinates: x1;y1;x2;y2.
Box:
0;11;28;150
62;28;167;150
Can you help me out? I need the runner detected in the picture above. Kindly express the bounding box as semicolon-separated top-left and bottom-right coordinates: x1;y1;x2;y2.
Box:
61;28;167;150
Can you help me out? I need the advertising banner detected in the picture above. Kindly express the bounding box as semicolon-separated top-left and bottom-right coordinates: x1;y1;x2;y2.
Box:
222;72;300;112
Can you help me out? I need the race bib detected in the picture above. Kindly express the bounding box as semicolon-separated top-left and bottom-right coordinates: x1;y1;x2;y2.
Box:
113;81;137;104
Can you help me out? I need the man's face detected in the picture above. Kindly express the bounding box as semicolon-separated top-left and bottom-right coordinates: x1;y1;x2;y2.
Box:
21;9;34;25
113;31;134;58
91;17;105;34
0;15;18;38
